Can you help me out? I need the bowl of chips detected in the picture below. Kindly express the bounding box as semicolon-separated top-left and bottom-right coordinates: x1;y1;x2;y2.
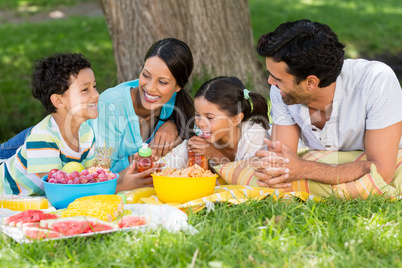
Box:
151;165;218;204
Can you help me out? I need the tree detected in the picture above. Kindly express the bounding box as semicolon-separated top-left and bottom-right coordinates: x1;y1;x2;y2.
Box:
100;0;268;95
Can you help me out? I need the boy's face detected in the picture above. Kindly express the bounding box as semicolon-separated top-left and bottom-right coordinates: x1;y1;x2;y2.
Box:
59;68;99;121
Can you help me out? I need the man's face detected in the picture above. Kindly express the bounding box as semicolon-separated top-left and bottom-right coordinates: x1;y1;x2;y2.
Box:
265;57;313;105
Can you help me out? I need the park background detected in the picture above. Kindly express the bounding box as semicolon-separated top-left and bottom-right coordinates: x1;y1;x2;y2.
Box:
0;0;401;142
0;1;402;267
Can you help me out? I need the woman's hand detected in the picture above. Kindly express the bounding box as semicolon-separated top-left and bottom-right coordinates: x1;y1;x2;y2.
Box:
150;121;181;157
115;161;165;192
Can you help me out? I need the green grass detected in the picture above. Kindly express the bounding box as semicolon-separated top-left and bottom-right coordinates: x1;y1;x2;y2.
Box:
0;0;97;15
1;197;402;267
0;17;115;141
249;0;402;58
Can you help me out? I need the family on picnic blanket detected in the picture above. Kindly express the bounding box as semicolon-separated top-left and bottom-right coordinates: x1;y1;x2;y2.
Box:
1;19;401;200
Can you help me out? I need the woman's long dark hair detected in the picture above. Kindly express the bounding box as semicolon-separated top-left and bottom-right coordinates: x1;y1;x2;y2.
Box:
144;38;195;139
195;76;270;130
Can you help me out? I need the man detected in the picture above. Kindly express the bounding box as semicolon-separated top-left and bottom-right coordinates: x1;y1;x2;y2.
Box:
253;19;402;188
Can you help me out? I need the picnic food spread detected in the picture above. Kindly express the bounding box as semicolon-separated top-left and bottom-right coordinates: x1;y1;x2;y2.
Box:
0;196;49;211
188;151;208;170
1;145;213;241
117;187;157;204
61;195;124;222
152;165;218;203
155;164;215;177
47;167;117;185
2;208;148;240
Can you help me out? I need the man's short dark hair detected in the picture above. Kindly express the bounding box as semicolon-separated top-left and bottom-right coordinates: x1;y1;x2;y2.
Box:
257;19;345;87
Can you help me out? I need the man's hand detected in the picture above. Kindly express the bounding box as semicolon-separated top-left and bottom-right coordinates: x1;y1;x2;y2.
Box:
150;121;181;157
251;139;295;188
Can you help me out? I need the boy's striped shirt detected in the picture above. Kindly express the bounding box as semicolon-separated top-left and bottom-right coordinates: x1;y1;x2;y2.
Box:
0;115;95;196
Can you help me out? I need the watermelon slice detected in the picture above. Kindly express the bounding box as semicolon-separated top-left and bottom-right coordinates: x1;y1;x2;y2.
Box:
21;222;41;228
40;216;117;236
23;227;62;240
16;213;59;228
2;210;59;227
118;215;148;228
3;210;43;226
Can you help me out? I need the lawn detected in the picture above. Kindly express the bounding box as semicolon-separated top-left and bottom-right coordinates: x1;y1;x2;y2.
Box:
1;1;402;266
1;197;402;267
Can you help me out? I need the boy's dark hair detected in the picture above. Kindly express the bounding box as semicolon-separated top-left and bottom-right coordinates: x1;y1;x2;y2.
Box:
257;19;345;87
145;38;195;139
195;76;270;130
31;53;92;114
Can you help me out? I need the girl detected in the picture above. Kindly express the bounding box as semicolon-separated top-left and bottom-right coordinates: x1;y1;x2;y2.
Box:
159;76;270;168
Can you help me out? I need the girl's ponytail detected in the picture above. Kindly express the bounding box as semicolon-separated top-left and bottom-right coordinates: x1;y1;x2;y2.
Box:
243;91;270;130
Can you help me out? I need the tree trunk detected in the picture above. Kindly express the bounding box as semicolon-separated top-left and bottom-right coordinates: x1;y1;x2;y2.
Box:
100;0;267;95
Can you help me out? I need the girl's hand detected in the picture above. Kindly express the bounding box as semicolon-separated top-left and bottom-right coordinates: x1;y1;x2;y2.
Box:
188;136;219;160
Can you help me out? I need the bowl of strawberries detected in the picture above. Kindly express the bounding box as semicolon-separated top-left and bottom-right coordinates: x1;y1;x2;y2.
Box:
42;166;118;209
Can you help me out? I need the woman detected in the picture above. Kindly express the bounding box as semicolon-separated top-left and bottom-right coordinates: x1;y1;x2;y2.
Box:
90;38;195;192
0;38;195;192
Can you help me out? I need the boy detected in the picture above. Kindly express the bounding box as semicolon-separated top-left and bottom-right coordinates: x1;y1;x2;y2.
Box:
0;53;99;195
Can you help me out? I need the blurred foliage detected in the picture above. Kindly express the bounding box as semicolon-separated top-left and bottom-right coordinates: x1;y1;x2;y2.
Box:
0;0;401;141
0;16;115;141
249;0;402;58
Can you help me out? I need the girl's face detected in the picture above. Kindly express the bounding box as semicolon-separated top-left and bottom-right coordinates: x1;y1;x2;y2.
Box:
138;56;181;111
59;68;99;122
194;97;242;145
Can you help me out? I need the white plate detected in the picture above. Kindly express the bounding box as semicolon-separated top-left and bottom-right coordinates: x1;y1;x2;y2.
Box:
1;224;149;244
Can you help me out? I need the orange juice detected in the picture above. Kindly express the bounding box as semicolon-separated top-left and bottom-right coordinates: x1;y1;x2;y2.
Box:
0;195;49;211
188;151;208;170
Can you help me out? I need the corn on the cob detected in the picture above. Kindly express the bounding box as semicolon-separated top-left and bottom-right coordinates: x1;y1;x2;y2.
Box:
61;195;124;222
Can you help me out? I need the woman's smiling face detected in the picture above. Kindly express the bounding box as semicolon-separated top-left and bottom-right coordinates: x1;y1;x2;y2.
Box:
138;56;181;112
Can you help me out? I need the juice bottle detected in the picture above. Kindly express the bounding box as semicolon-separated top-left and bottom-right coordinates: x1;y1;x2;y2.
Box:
137;143;154;172
188;151;208;170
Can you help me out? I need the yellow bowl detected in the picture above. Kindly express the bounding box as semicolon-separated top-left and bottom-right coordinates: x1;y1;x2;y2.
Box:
151;174;218;204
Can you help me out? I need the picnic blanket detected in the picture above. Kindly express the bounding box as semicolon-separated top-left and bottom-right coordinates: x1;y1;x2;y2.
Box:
138;185;320;213
213;149;402;200
138;149;402;213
